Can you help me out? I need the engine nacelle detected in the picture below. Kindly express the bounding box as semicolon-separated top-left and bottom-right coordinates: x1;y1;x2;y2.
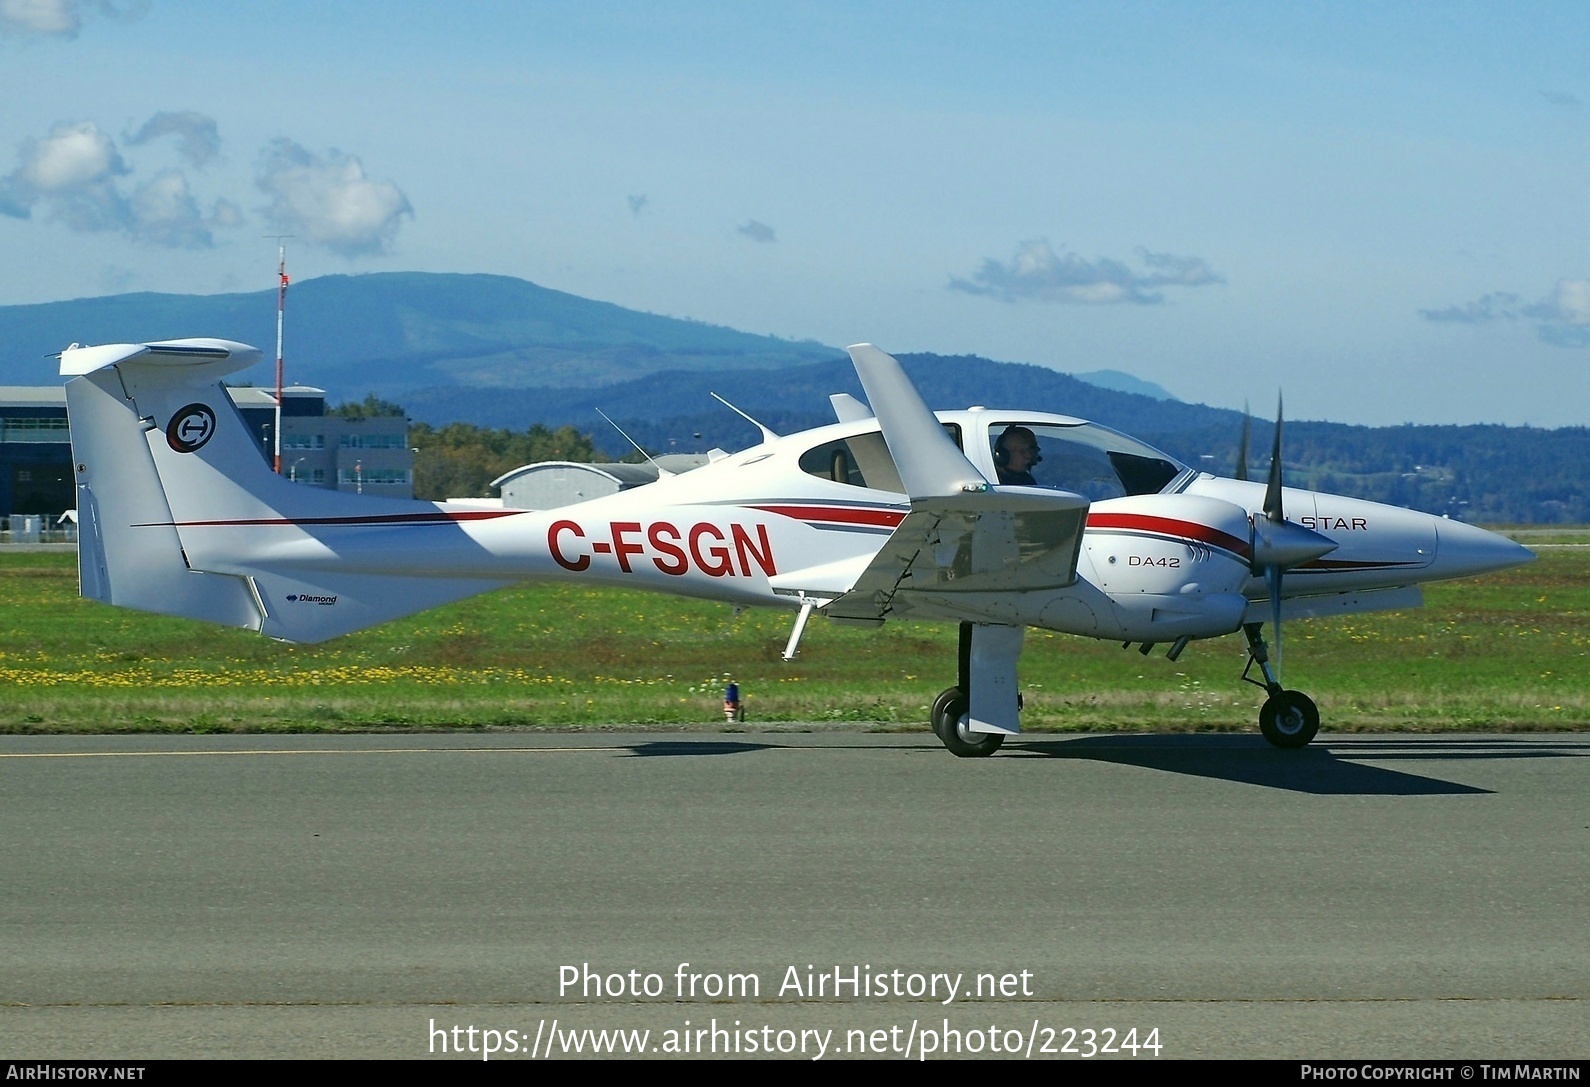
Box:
1079;493;1255;641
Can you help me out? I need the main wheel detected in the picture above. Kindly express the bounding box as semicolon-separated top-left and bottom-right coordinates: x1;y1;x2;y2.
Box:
931;689;1005;758
929;687;961;741
1259;690;1320;749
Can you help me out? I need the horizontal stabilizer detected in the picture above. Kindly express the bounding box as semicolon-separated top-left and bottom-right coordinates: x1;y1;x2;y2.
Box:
61;338;260;378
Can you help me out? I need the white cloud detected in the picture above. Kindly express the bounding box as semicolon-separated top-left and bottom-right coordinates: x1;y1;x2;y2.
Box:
1532;279;1590;325
1419;292;1525;324
4;120;403;254
127;169;209;247
16;119;124;192
0;0;145;38
1527;279;1590;347
0;118;237;247
256;139;412;256
0;0;80;36
1135;247;1223;287
0;120;130;231
207;197;244;230
1422;279;1590;348
950;238;1224;305
737;219;776;243
127;111;221;168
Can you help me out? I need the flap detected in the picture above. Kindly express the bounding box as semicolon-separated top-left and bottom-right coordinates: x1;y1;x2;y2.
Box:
826;488;1089;622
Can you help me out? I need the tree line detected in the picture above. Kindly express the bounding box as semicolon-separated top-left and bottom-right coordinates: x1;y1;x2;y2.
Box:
338;392;1588;522
333;393;603;500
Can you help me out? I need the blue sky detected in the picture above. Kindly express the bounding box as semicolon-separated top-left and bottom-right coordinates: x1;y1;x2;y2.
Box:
2;1;1587;426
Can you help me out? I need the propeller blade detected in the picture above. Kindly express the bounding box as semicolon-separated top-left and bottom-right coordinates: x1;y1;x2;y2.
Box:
1235;402;1251;482
1263;393;1284;524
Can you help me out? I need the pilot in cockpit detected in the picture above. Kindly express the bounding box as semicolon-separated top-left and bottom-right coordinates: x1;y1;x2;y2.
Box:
993;425;1042;486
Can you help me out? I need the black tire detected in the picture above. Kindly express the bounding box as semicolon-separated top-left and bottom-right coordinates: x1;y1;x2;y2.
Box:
933;689;1005;758
929;687;962;740
1259;690;1320;749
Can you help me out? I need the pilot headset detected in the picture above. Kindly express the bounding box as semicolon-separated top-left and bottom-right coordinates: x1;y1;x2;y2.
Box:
994;425;1042;467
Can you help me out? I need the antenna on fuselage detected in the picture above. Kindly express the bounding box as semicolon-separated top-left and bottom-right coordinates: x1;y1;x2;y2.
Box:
594;408;674;477
710;392;779;445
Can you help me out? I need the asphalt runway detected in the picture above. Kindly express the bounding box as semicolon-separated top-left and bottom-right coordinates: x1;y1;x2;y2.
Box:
2;731;1584;1060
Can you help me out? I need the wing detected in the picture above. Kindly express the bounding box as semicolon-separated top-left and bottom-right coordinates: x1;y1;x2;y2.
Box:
826;488;1088;622
826;345;1088;622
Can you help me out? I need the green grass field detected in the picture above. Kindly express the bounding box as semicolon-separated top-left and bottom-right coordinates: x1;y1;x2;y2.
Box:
0;544;1585;734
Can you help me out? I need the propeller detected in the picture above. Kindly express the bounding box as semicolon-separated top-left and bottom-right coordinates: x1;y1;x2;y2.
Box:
1234;401;1251;482
1247;395;1336;682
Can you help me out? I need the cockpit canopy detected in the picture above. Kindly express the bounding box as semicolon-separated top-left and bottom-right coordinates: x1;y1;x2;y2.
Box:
983;420;1184;499
795;416;1184;499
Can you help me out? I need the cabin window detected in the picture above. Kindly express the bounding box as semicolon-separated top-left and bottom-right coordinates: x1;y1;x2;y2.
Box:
797;425;962;493
799;432;903;492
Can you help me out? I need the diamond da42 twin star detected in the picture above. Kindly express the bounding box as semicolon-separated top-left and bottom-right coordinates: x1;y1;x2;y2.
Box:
59;339;1533;755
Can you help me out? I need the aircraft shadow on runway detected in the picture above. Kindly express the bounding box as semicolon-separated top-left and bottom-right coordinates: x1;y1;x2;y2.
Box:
1312;736;1588;761
621;740;777;758
1002;734;1505;795
606;734;1582;793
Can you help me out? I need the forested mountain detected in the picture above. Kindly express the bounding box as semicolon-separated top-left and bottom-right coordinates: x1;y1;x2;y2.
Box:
4;274;1583;521
405;352;1588;523
0;272;835;390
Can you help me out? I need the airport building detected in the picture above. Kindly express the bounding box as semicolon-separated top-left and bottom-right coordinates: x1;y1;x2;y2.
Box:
0;385;413;520
0;387;73;521
491;454;707;510
230;387;414;497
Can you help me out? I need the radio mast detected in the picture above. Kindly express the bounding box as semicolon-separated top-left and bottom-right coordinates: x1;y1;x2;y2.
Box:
268;239;292;473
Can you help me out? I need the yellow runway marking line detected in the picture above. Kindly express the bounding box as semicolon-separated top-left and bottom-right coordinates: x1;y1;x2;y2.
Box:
0;746;636;760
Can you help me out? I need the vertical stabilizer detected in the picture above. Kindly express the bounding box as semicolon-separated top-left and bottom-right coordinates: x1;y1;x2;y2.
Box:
62;339;511;642
64;360;262;630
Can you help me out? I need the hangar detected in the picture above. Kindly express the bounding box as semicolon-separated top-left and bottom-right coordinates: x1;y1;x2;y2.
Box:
492;454;708;510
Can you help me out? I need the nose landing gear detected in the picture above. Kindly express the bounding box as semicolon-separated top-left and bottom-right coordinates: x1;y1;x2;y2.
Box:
1242;622;1319;749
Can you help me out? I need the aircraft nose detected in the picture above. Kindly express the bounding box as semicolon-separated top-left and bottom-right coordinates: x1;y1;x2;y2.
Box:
1434;519;1535;579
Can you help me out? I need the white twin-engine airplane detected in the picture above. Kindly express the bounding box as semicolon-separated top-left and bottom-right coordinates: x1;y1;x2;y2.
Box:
60;338;1532;756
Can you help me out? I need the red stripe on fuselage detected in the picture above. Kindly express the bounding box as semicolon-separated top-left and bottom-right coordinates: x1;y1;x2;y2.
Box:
141;510;527;528
1085;512;1251;557
748;504;906;528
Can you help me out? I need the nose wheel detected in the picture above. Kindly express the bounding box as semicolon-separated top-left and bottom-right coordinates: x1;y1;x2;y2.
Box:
1259;689;1319;748
1242;622;1320;748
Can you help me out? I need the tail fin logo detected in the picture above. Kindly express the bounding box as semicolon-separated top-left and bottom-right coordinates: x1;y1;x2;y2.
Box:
166;404;217;453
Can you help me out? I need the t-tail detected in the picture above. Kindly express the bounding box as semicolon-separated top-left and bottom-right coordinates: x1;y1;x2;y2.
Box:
62;339;515;643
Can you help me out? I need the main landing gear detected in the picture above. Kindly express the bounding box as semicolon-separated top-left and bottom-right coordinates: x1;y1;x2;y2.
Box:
930;622;1006;758
1241;622;1319;748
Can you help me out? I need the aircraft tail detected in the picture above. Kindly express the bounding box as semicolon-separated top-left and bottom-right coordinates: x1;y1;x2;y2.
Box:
62;340;509;642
